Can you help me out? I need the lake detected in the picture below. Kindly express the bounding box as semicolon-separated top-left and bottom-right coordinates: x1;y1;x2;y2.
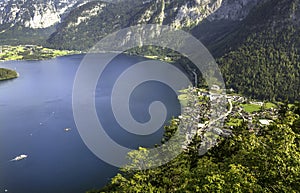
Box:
0;54;181;193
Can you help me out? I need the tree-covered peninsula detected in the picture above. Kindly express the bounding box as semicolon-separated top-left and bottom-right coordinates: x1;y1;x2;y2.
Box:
0;68;18;81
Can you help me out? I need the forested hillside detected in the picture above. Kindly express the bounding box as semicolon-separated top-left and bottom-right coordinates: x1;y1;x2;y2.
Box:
214;0;300;101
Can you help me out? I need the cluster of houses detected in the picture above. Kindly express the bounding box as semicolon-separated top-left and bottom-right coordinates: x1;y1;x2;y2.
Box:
178;86;278;153
225;98;277;133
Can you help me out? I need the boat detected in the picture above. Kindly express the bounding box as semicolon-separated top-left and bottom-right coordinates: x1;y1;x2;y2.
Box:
64;128;71;132
10;154;28;161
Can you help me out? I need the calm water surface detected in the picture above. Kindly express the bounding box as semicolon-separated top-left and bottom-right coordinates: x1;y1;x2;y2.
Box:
0;54;180;193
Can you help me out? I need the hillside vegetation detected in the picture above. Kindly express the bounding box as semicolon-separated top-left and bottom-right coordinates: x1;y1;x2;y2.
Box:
215;0;300;102
89;92;300;193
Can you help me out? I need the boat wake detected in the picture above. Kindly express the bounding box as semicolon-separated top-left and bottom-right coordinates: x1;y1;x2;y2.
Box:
10;154;28;162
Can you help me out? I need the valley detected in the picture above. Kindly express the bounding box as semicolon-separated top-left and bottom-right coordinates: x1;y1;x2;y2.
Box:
0;0;299;193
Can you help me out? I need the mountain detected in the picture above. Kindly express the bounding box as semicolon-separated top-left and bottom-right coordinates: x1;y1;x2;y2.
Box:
0;0;89;44
191;0;262;56
47;0;225;50
46;0;260;50
0;0;258;47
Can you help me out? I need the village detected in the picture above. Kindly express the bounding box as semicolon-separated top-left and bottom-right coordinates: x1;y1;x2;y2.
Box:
178;86;278;153
0;45;79;61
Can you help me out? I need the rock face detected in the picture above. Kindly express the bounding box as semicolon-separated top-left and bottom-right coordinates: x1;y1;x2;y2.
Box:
0;0;88;29
131;0;224;28
0;0;260;47
48;0;260;50
170;0;223;28
207;0;260;21
0;0;259;29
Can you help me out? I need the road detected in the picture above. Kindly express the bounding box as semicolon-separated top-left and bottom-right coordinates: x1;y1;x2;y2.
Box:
208;98;233;127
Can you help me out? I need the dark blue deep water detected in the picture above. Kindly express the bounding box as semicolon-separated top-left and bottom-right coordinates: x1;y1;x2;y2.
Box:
0;54;181;193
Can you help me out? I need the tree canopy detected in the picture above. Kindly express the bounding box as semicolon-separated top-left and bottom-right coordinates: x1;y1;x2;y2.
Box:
88;102;300;193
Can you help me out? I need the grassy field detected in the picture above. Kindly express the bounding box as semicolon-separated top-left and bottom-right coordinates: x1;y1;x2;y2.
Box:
240;102;277;113
0;45;80;61
241;103;261;113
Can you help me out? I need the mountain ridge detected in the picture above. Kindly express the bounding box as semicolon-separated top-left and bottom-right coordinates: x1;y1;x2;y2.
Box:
0;0;259;47
0;0;90;44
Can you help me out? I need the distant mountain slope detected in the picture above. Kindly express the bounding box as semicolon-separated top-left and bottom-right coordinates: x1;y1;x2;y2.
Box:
0;0;88;44
47;0;146;50
216;0;300;101
47;0;239;50
191;0;262;56
0;0;258;47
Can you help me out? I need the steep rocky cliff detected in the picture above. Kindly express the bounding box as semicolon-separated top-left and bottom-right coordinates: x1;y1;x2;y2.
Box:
47;0;259;50
0;0;259;47
0;0;88;29
0;0;91;44
191;0;263;56
207;0;260;21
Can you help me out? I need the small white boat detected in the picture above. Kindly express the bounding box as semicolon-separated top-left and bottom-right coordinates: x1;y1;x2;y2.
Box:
64;128;71;132
10;154;28;161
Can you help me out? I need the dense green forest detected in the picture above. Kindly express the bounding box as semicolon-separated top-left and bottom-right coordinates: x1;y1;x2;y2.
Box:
0;25;54;46
215;0;300;102
218;28;300;102
0;68;18;81
89;101;300;193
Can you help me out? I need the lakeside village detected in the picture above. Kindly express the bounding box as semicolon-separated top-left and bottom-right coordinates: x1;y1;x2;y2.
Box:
177;86;278;153
0;45;79;61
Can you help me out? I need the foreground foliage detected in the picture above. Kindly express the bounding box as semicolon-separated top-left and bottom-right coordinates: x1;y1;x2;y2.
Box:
89;103;300;193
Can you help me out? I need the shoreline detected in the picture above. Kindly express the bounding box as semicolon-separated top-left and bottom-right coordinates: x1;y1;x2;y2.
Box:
0;49;172;82
0;45;82;62
0;52;81;62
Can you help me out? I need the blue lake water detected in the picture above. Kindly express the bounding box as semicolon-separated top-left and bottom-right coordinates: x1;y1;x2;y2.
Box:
0;54;181;193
